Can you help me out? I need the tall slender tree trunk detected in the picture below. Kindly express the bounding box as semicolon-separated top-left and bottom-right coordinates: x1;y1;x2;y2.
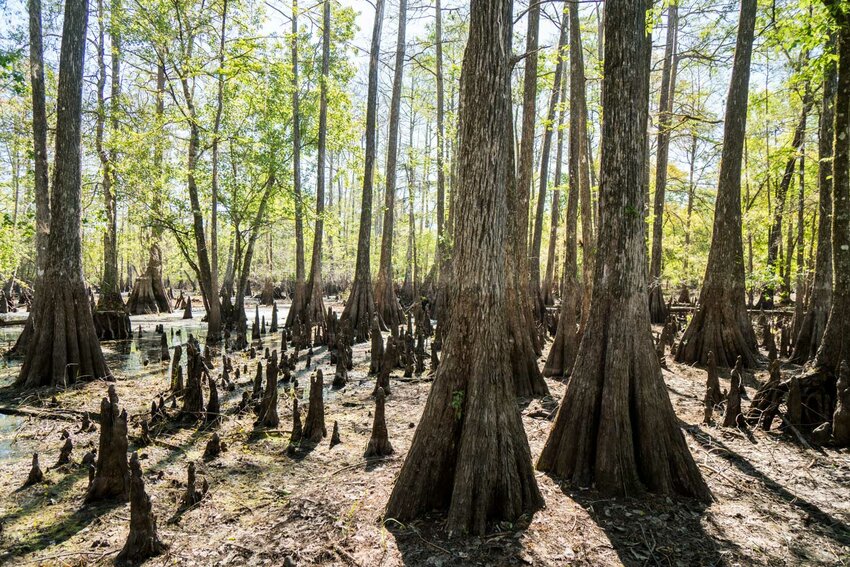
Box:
432;0;446;293
374;0;407;328
286;0;308;327
517;0;541;320
648;1;679;324
386;0;544;532
95;0;124;311
341;0;385;342
181;79;222;342
675;0;758;368
537;0;710;501
17;0;111;388
209;0;226;321
530;8;568;317
571;0;594;329
793;43;836;363
12;0;52;355
304;0;330;326
815;5;850;372
544;4;587;378
543;71;568;307
128;58;171;315
766;83;812;304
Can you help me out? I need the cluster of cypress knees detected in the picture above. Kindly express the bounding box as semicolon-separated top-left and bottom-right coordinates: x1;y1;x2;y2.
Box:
20;300;440;563
655;311;850;446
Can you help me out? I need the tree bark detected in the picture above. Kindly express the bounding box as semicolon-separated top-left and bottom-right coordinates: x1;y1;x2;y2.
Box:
432;0;446;292
530;9;568;317
766;82;813;303
517;0;541;320
543;70;568;307
128;58;171;315
648;1;679;324
543;7;584;379
374;0;407;328
571;0;594;329
386;0;544;532
341;0;385;342
816;5;850;372
286;0;308;328
12;0;51;356
304;0;331;326
792;41;836;363
16;0;111;388
93;0;123;311
537;0;710;502
675;0;758;368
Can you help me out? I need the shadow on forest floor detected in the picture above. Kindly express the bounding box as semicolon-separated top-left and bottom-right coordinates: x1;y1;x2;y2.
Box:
536;469;740;567
688;425;850;553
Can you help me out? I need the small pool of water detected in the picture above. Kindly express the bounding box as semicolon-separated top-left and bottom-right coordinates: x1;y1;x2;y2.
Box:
0;413;24;460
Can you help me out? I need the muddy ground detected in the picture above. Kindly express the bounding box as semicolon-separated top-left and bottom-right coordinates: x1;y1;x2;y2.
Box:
0;301;848;566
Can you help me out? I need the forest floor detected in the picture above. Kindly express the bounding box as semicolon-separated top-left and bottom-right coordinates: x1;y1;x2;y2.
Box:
0;301;848;566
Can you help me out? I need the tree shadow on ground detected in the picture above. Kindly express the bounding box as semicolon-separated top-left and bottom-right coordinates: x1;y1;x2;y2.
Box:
0;472;123;564
687;425;850;553
564;486;737;566
388;512;538;566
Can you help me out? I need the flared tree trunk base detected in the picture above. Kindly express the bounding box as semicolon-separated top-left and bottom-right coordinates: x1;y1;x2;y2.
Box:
127;272;172;315
507;278;548;397
791;305;829;364
285;280;309;328
16;279;111;388
342;278;381;343
374;274;404;330
386;315;544;535
675;292;757;368
305;275;327;329
538;293;711;501
93;311;132;341
648;284;668;324
543;285;578;378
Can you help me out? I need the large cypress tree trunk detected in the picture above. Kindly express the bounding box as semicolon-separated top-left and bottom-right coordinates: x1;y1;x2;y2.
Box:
16;0;111;388
537;0;710;502
303;0;330;327
374;0;407;328
285;0;308;328
128;59;171;315
792;45;836;363
648;1;678;324
386;0;544;532
11;0;51;356
530;10;568;316
815;7;850;372
341;0;385;342
675;0;758;368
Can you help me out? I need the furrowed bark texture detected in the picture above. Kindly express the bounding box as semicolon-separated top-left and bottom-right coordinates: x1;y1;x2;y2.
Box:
537;0;710;502
675;0;758;368
386;0;544;534
16;0;111;388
